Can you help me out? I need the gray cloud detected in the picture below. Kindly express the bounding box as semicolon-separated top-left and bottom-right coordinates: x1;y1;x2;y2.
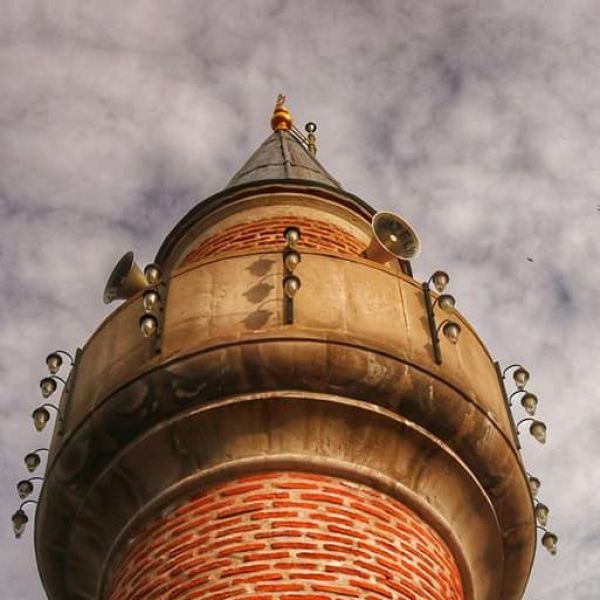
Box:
1;1;598;597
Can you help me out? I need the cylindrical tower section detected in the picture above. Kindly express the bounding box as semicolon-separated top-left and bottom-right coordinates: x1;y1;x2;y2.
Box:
106;472;464;600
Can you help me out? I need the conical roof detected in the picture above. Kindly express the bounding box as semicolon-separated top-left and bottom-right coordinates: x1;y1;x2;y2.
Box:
227;127;342;190
155;98;379;267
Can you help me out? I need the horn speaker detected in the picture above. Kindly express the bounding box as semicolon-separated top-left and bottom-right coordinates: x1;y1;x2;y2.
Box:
103;251;148;304
364;212;421;263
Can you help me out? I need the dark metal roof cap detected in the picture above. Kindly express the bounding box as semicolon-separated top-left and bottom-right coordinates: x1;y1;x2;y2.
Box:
226;129;342;190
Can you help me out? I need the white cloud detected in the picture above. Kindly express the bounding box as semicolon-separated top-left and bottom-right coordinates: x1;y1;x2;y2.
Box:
1;1;597;597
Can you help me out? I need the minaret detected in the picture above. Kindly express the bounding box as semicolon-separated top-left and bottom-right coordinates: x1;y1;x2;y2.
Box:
26;97;549;599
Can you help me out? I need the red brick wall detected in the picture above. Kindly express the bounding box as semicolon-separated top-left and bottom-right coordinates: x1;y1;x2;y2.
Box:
106;472;464;600
179;217;367;266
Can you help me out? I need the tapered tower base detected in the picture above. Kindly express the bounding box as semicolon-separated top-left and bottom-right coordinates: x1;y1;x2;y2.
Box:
106;472;464;600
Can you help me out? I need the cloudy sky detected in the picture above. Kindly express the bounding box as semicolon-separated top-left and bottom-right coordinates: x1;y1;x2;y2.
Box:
1;1;599;598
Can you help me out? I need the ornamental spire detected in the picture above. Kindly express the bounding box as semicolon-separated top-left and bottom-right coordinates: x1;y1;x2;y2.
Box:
270;93;293;131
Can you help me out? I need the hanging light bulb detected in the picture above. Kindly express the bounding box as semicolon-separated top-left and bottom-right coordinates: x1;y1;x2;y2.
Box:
529;420;547;444
431;271;449;293
535;502;549;527
528;475;541;498
437;294;456;313
541;531;558;555
11;509;28;539
32;407;51;432
513;367;530;390
142;289;161;313
283;275;301;299
520;392;538;416
139;314;159;338
39;377;57;399
442;321;461;344
17;480;34;500
283;249;301;272
45;353;63;375
144;263;162;285
24;452;42;473
283;226;300;248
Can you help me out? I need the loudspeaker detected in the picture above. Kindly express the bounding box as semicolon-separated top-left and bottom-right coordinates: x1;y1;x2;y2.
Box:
364;212;421;263
103;251;148;304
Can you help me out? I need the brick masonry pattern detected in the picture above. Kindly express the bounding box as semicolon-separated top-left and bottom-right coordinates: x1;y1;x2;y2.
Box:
106;472;464;600
179;217;367;266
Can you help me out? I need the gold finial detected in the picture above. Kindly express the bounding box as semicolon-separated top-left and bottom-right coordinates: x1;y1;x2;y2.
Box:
271;94;293;131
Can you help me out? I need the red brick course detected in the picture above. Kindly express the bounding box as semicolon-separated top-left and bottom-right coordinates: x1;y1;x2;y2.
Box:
179;217;367;266
105;472;464;600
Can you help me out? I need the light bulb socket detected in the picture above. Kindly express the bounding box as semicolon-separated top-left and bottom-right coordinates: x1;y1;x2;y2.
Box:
528;475;541;498
139;314;159;338
144;263;162;285
529;420;547;444
24;453;42;473
442;321;461;344
521;393;538;416
283;226;301;248
45;353;63;375
283;249;301;272
513;366;530;390
535;503;549;527
436;293;456;313
32;407;51;432
541;531;558;555
142;289;161;313
17;480;34;500
12;509;28;539
39;377;57;399
431;270;450;293
283;275;301;299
